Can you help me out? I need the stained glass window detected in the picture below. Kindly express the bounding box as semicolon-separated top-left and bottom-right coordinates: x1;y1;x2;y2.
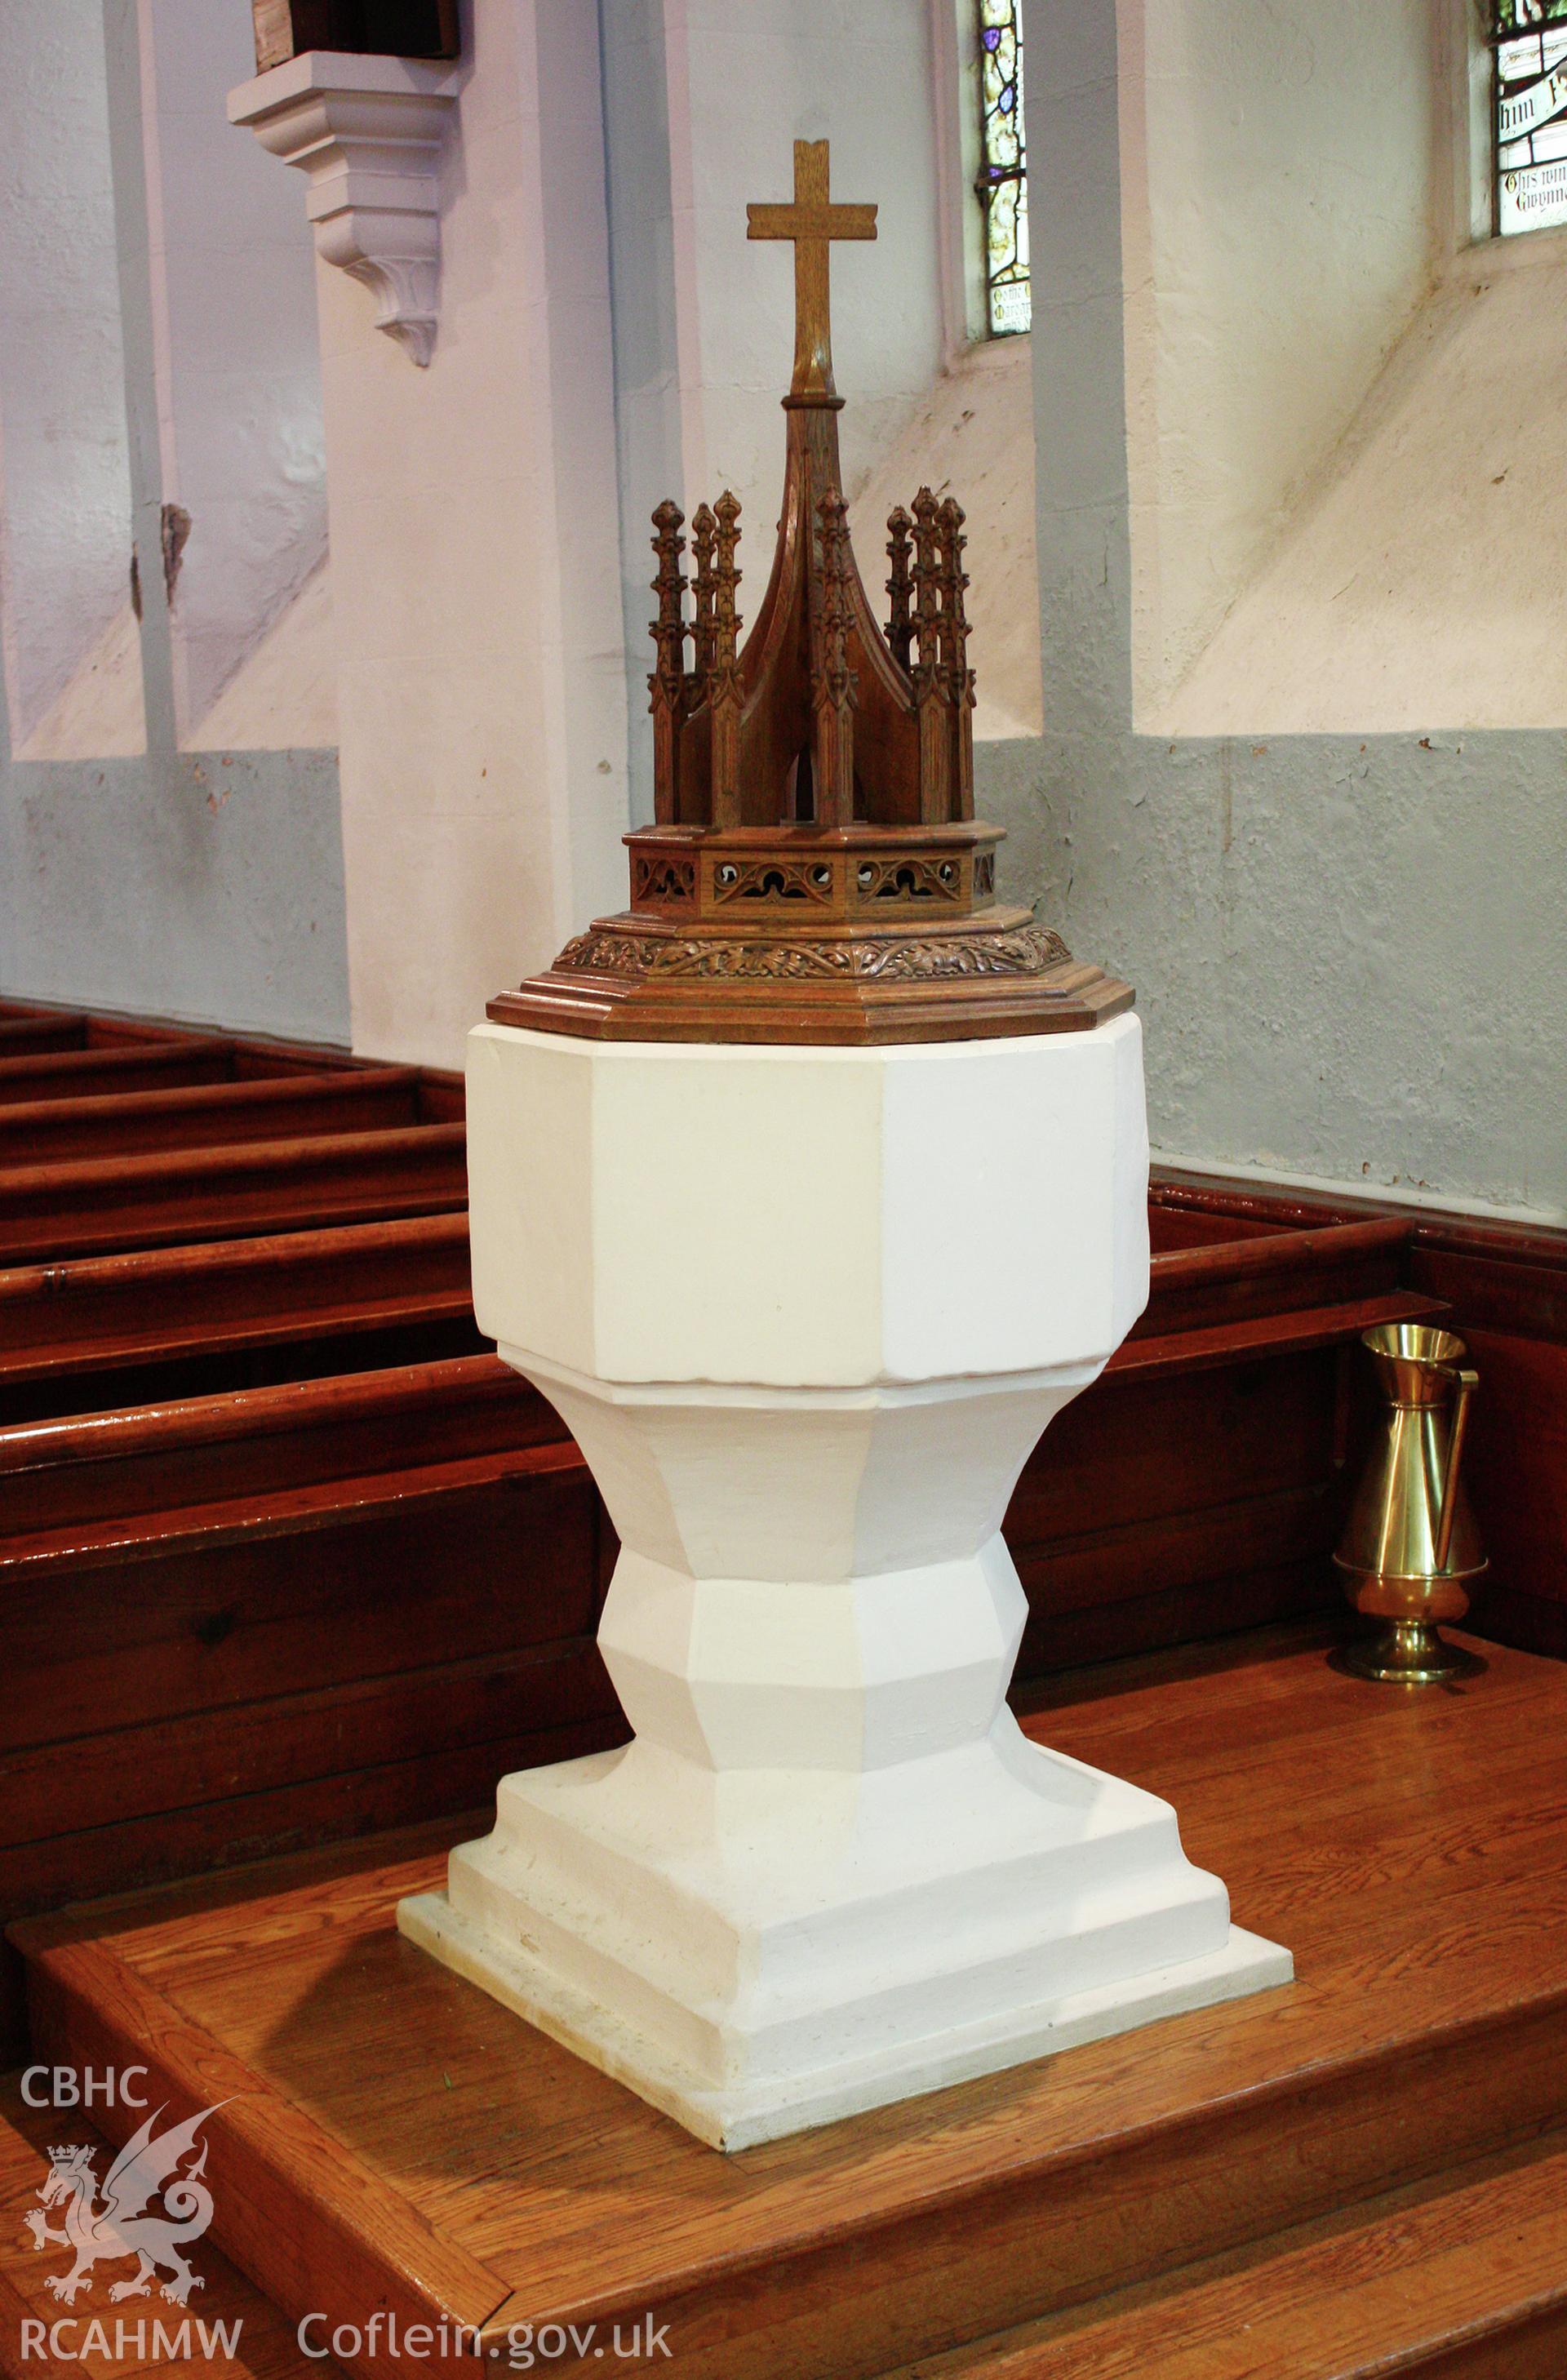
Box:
975;0;1030;335
1492;1;1567;236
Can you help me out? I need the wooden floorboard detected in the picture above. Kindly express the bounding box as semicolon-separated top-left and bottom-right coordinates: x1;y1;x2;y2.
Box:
14;1630;1567;2380
905;2132;1567;2378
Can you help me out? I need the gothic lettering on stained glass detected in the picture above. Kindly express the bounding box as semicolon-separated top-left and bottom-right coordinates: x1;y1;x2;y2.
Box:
1492;0;1567;236
975;0;1030;335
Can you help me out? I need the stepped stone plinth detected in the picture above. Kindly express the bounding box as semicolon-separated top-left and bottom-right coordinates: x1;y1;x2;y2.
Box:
398;1016;1290;2146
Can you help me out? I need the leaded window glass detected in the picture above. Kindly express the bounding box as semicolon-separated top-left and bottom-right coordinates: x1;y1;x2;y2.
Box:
975;0;1030;335
1492;1;1567;236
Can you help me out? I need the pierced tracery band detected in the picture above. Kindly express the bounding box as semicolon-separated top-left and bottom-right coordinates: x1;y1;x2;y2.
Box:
632;855;698;904
712;859;835;904
856;858;961;904
553;924;1071;985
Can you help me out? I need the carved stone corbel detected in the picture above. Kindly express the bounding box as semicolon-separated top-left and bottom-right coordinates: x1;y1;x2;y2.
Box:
228;51;461;367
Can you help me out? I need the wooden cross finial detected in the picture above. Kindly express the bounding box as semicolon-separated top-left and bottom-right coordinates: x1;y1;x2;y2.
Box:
747;140;876;402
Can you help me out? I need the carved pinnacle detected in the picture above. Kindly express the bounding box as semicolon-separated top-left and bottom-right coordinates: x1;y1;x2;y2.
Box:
886;505;913;672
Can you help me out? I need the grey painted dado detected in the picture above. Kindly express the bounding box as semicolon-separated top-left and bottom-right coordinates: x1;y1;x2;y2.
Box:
1000;0;1566;1219
0;741;348;1046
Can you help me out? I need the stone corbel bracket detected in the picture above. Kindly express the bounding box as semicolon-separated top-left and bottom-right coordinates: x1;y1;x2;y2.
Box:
229;51;462;367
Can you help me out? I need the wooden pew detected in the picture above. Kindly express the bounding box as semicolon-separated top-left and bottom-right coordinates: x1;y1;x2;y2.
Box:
1146;1202;1282;1251
0;1065;429;1166
0;1121;468;1262
0;1207;473;1365
0;1354;610;2055
1153;1170;1567;1665
1125;1214;1420;1352
0;1035;241;1104
0;997;380;1087
1009;1214;1440;1672
0;1352;563;1564
0;1212;481;1423
0;1026;397;1108
0;1013;93;1059
0;1001;211;1058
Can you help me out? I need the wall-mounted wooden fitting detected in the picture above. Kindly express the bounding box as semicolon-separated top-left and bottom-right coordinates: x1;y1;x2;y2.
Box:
251;1;459;74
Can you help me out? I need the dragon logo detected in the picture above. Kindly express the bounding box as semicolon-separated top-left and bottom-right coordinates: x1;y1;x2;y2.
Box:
22;2102;225;2307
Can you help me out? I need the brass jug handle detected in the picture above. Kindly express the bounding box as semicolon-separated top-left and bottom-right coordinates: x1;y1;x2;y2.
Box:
1434;1367;1480;1573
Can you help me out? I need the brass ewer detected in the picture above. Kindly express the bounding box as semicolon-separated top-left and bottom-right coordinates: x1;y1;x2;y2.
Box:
1334;1324;1487;1683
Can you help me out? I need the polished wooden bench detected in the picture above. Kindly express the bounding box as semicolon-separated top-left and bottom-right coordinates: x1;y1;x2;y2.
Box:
0;1352;614;2049
0;1212;478;1421
0;1033;241;1103
0;1026;375;1106
0;1010;106;1059
0;1064;433;1166
1014;1215;1440;1670
0;1001;246;1060
0;1121;469;1262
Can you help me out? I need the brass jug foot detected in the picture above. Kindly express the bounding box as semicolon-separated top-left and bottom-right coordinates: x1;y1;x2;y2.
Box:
1334;1619;1485;1686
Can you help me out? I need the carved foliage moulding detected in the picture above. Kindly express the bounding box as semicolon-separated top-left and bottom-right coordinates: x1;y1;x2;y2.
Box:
228;52;462;366
554;925;1070;984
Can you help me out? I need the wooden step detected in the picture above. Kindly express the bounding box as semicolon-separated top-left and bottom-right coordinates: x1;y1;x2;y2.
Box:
0;2079;346;2375
15;1631;1567;2380
898;2132;1567;2379
0;1067;424;1167
0;1122;468;1263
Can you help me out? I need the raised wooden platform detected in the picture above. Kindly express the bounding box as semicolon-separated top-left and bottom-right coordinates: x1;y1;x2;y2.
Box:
15;1626;1567;2379
0;2093;343;2377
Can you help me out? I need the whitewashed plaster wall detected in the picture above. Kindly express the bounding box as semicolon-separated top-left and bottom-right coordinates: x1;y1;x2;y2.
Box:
600;0;948;823
306;0;628;1068
1008;0;1567;1220
1165;229;1567;735
0;0;347;1044
1121;0;1440;727
854;333;1041;741
0;2;142;759
137;0;331;748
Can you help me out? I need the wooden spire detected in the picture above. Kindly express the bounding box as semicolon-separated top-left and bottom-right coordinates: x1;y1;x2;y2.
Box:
491;141;1131;1046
